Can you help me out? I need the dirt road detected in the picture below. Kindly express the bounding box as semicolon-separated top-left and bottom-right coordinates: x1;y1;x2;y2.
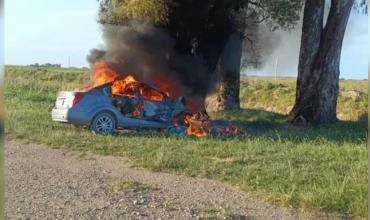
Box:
5;141;345;219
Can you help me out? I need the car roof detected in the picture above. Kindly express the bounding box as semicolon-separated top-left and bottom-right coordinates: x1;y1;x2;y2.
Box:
90;81;169;98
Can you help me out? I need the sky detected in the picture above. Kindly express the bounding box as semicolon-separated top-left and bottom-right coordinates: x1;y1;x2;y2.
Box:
5;0;102;68
4;0;369;79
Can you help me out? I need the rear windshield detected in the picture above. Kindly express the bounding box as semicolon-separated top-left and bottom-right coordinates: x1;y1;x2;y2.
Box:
84;84;111;96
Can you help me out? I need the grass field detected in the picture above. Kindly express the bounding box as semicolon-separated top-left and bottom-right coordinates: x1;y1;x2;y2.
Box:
5;65;368;218
238;76;368;121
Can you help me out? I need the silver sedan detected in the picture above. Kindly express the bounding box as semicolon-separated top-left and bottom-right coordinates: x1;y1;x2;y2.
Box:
51;83;186;135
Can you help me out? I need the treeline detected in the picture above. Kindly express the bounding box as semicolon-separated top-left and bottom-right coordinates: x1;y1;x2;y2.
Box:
29;63;61;68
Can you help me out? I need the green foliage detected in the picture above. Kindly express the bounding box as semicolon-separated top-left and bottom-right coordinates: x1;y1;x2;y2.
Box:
99;0;304;31
259;0;304;30
99;0;169;25
4;66;368;217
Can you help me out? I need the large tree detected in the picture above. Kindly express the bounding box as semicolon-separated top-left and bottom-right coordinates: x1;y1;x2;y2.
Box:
98;0;303;111
289;0;362;125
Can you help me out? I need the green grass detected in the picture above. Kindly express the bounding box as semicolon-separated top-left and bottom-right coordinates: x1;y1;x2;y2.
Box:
4;66;368;218
239;77;368;121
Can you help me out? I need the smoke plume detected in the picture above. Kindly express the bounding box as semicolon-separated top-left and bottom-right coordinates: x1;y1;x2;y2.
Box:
87;23;212;109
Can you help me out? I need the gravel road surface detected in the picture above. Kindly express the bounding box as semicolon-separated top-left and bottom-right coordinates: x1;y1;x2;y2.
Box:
5;141;350;220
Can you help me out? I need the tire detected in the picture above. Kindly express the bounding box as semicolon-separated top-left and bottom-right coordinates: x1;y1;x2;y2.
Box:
90;112;116;135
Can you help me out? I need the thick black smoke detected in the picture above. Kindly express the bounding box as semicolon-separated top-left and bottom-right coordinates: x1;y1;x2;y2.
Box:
87;24;174;80
87;23;212;107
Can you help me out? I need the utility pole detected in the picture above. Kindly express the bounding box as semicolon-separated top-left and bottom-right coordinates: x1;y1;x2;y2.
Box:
68;56;71;67
274;56;279;81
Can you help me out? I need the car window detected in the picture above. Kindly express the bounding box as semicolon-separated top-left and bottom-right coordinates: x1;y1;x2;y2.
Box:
140;86;166;102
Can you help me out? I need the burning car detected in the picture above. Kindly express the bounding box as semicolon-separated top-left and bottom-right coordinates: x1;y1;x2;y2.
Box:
51;75;186;135
52;61;242;137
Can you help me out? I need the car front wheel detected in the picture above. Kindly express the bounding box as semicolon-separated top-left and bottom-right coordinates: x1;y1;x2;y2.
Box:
90;112;116;135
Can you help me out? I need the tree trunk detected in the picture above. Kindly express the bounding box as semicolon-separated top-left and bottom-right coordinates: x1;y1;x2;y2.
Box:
289;0;354;125
212;33;243;111
311;0;355;124
288;0;325;124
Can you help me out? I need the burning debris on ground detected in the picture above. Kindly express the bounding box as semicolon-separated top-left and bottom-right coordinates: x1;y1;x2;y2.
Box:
184;111;243;137
184;111;210;137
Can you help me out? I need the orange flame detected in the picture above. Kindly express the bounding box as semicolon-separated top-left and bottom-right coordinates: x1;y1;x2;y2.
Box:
111;75;139;97
112;75;166;102
184;115;209;137
91;61;167;102
183;114;242;137
92;61;119;86
132;101;144;117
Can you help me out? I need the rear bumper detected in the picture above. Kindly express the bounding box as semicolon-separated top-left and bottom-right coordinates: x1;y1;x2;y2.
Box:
51;108;68;122
51;108;91;125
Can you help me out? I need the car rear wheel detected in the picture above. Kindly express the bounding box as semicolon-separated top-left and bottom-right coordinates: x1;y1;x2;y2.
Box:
90;112;116;135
